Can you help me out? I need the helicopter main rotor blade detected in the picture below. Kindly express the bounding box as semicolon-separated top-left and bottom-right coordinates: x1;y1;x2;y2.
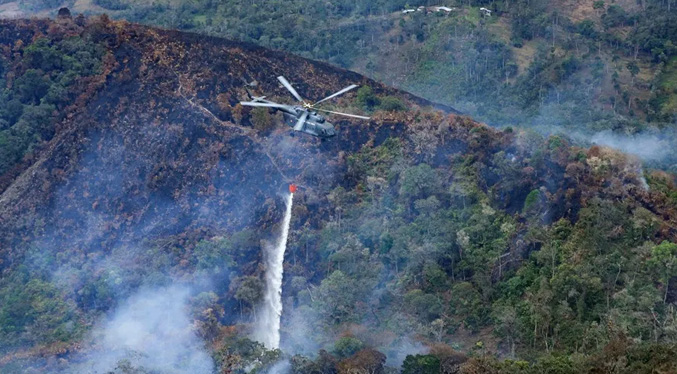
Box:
240;101;292;110
314;84;359;106
293;111;309;131
277;76;305;103
316;108;370;120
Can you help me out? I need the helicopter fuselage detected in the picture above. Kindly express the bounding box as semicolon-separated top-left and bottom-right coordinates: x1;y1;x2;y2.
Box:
241;76;368;138
279;106;336;138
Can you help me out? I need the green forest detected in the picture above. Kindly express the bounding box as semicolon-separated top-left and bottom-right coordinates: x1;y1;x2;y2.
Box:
0;34;105;176
79;0;677;134
0;5;675;374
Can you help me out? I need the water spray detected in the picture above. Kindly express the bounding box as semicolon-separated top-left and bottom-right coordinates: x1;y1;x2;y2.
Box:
253;185;295;349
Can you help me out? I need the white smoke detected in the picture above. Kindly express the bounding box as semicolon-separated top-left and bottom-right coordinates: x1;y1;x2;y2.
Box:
267;359;291;374
590;130;670;162
64;285;214;374
280;305;322;357
253;193;294;350
384;337;429;368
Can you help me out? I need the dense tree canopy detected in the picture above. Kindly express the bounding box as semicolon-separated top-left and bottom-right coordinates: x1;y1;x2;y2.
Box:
0;13;676;374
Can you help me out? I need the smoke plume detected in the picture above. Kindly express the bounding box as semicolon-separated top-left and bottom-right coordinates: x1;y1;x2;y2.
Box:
62;285;214;374
590;130;671;162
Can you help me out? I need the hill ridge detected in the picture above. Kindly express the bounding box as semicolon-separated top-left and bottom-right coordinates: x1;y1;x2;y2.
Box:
0;15;676;374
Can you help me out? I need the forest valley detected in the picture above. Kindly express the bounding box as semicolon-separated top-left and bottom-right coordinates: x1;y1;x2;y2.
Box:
0;13;676;374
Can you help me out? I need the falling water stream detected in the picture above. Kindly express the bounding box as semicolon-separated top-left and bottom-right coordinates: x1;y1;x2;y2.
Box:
254;193;293;349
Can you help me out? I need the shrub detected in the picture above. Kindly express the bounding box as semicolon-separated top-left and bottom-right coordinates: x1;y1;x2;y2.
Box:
402;354;441;374
378;96;407;111
333;336;365;358
356;86;380;110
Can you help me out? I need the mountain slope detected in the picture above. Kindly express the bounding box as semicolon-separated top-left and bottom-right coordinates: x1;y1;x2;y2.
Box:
0;15;453;269
4;0;676;168
0;15;676;374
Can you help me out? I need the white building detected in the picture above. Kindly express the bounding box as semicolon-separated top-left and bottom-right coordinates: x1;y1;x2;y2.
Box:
403;6;457;15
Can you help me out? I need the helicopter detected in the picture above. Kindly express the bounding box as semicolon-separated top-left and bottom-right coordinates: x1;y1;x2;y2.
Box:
240;76;369;138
